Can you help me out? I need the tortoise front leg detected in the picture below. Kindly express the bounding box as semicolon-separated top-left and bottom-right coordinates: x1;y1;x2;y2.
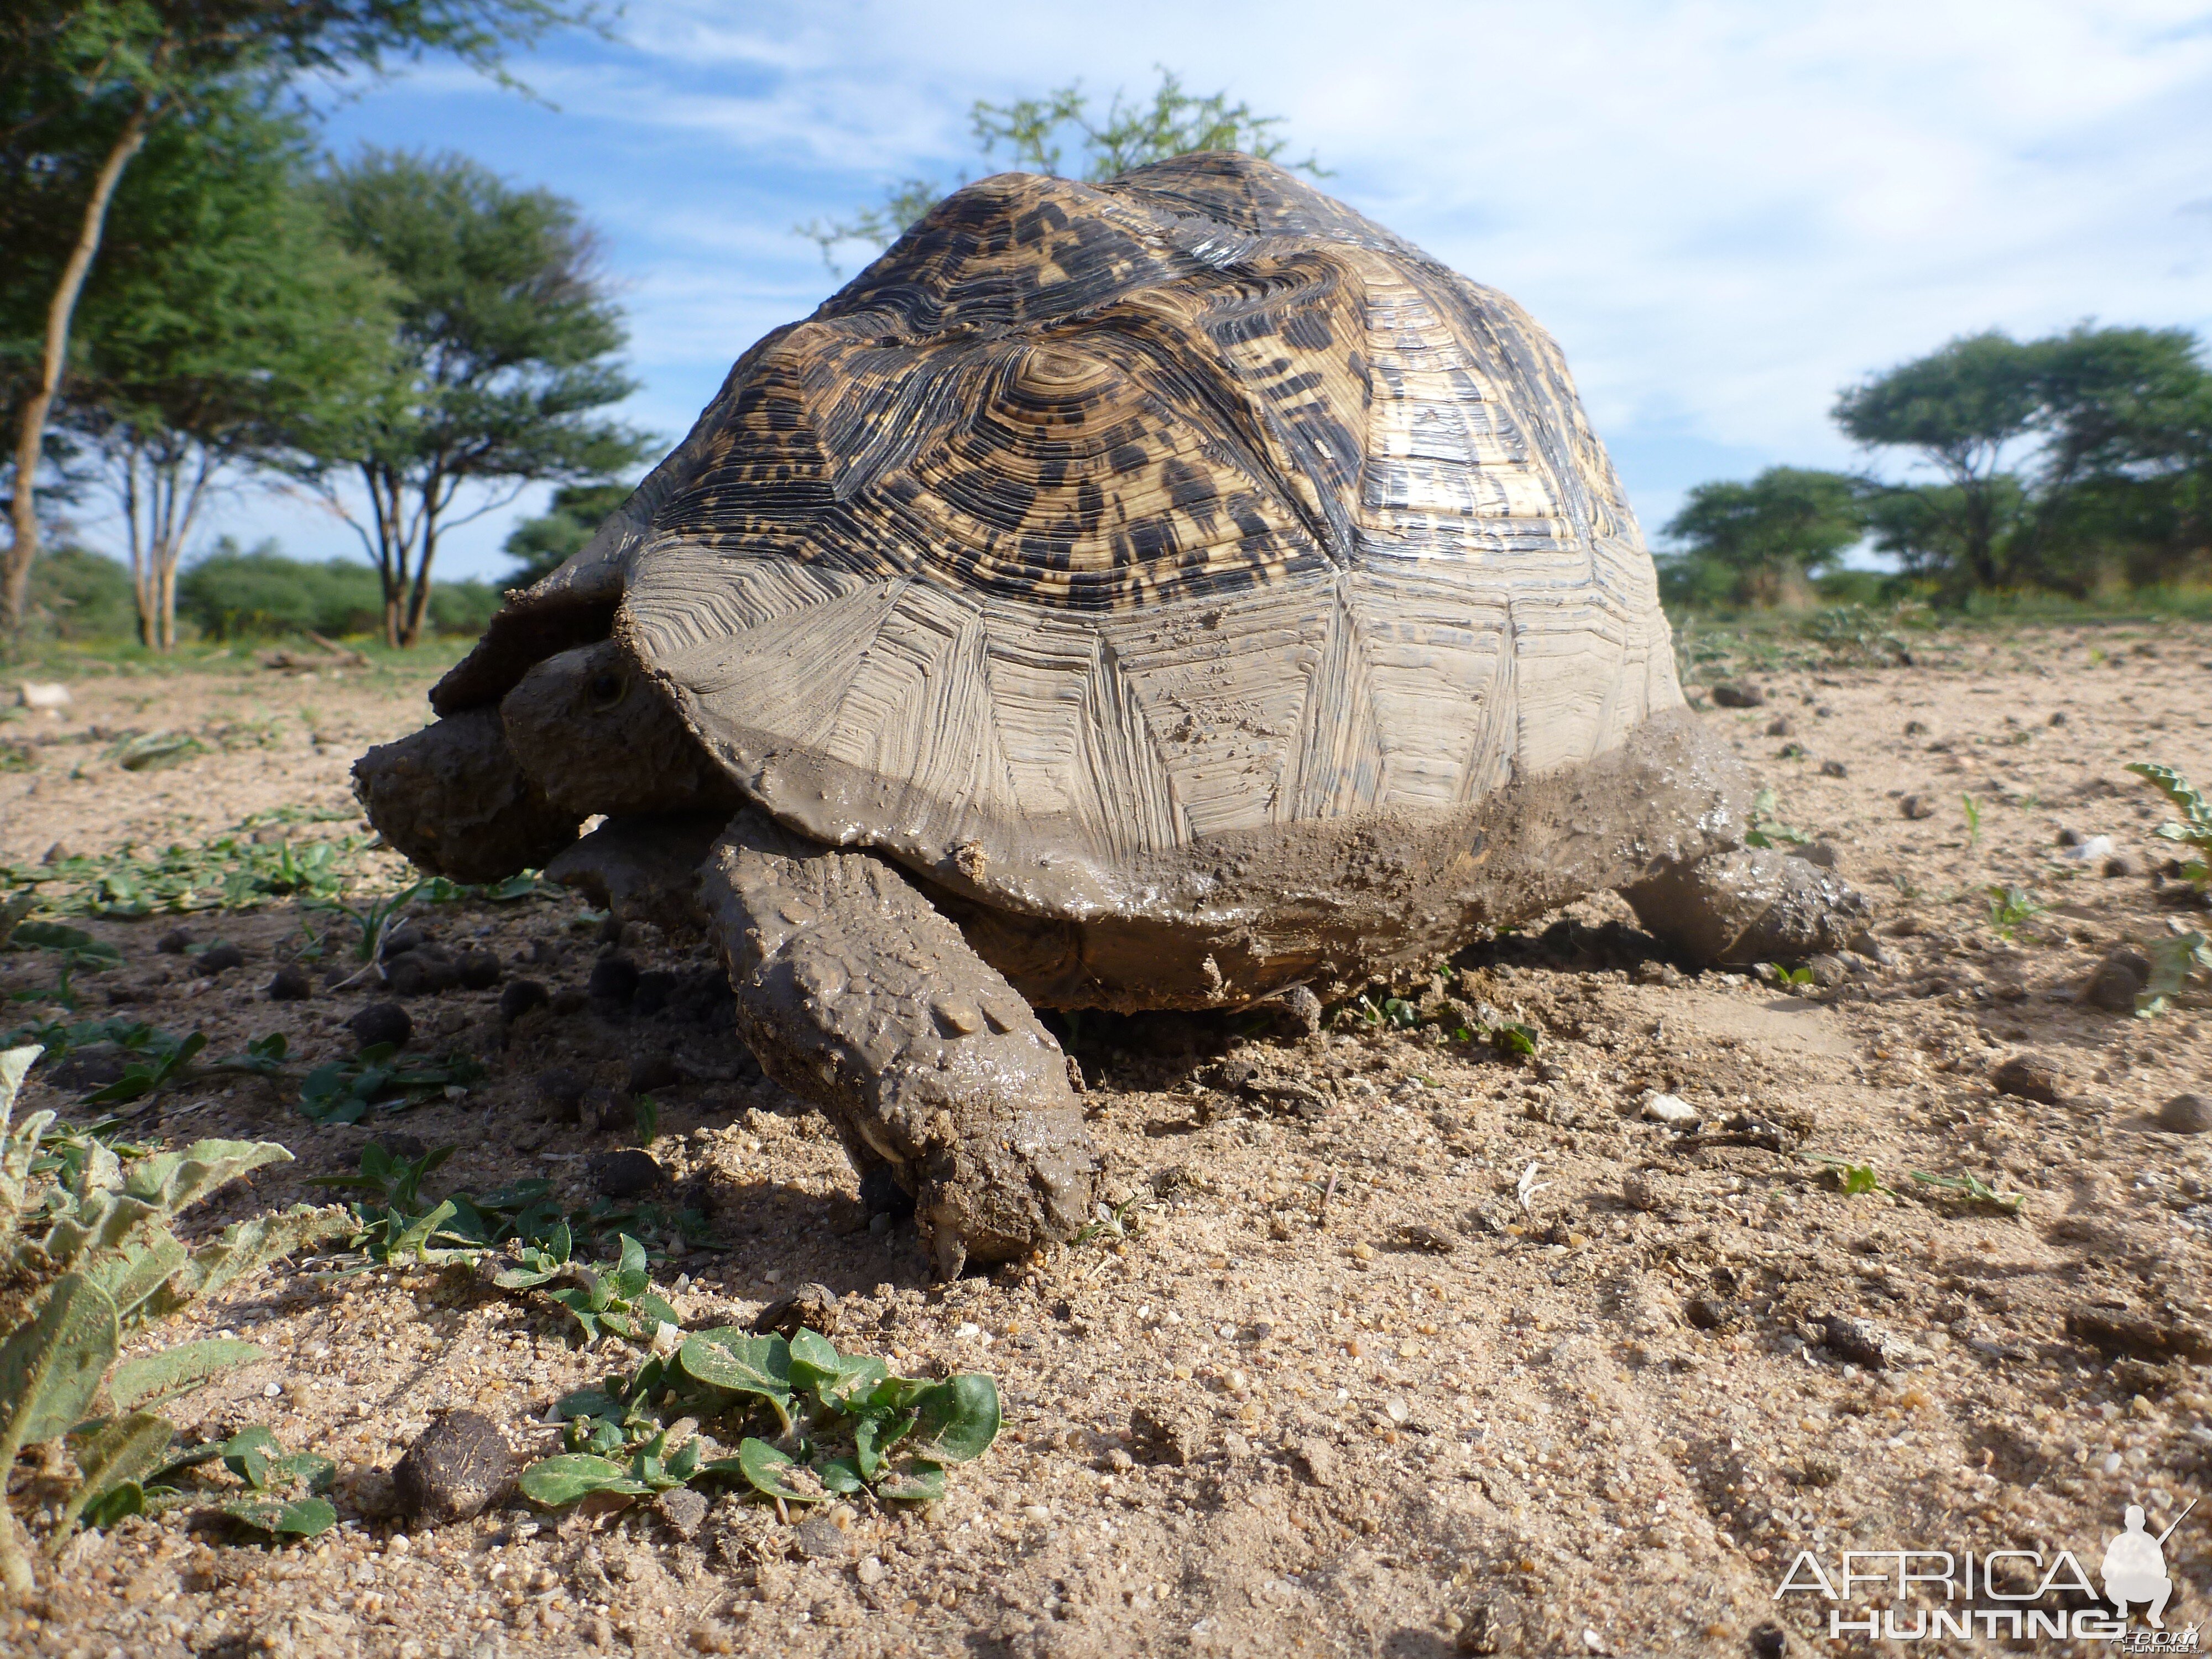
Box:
701;808;1099;1278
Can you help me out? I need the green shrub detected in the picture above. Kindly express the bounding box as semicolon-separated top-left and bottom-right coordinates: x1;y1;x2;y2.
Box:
425;578;500;637
23;548;138;640
0;1048;349;1588
178;540;382;639
177;539;500;640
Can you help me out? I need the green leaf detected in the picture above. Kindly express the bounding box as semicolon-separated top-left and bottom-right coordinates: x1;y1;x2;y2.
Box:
109;1339;267;1413
59;1412;175;1530
817;1455;865;1495
680;1330;794;1406
9;922;123;963
387;1198;458;1261
123;1136;288;1212
221;1423;281;1488
554;1385;623;1421
1490;1022;1539;1057
493;1260;566;1291
735;1437;820;1503
875;1458;947;1503
786;1328;842;1390
855;1407;916;1481
80;1480;145;1530
665;1437;701;1484
817;1355;890;1412
858;1375;938;1416
220;1494;336;1537
85;1230;189;1328
610;1234;649;1300
904;1374;1001;1465
0;1274;120;1456
263;1451;336;1495
156;1204;351;1314
1;1043;41;1127
142;1436;233;1489
519;1454;650;1507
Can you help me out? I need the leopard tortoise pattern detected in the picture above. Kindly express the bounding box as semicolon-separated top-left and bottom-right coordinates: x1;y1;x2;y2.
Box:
431;153;1712;1007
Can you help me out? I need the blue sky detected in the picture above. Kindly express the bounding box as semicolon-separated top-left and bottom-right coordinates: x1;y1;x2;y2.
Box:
165;0;2212;583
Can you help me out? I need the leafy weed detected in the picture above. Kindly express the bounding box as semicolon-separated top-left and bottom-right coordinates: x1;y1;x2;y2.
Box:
517;1330;999;1516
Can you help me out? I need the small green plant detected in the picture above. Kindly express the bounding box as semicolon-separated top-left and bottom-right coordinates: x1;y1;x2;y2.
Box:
2128;762;2212;884
1986;885;2042;941
0;1019;305;1108
4;920;122;972
106;732;207;772
1743;786;1810;849
0;830;364;918
296;1043;482;1125
310;1142;705;1273
100;1423;337;1538
0;1047;349;1590
518;1329;999;1514
311;880;426;964
1807;1153;1886;1196
1803;1151;2022;1213
1906;1169;2025;1214
1486;1020;1539;1057
1444;1015;1540;1057
495;1232;682;1345
1961;794;1983;849
2136;931;2212;1018
1073;1192;1144;1246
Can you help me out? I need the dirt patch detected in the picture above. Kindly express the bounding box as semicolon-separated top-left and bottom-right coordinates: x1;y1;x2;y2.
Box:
2;622;2210;1657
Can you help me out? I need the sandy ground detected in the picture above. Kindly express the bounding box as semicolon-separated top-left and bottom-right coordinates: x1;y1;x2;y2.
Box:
2;620;2211;1658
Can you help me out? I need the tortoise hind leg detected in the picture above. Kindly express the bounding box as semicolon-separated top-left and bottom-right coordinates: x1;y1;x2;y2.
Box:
1621;845;1870;967
701;808;1099;1279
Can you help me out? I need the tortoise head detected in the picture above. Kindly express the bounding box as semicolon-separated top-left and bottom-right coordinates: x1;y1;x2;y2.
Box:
353;632;737;883
499;637;737;818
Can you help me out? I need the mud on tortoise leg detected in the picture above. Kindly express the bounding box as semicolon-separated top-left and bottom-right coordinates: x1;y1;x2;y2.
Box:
1622;845;1870;967
701;808;1100;1279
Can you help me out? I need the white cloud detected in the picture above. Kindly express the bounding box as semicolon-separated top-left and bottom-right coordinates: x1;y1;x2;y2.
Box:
243;0;2212;574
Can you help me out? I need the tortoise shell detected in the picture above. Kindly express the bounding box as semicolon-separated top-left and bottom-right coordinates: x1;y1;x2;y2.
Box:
439;154;1717;1006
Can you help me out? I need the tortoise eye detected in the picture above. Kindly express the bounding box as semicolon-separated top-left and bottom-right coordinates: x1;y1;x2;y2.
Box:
586;670;626;708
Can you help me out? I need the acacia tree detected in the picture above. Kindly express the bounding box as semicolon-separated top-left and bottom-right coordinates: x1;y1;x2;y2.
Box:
1657;467;1866;609
799;66;1325;274
302;150;650;647
2016;326;2210;589
0;0;602;638
1832;331;2044;596
66;92;397;649
1834;325;2212;597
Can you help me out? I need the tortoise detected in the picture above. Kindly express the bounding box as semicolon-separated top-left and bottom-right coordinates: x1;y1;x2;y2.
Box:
354;153;1865;1276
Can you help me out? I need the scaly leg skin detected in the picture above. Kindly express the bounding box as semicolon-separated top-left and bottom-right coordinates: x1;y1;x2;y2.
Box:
1621;846;1871;966
701;808;1099;1278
